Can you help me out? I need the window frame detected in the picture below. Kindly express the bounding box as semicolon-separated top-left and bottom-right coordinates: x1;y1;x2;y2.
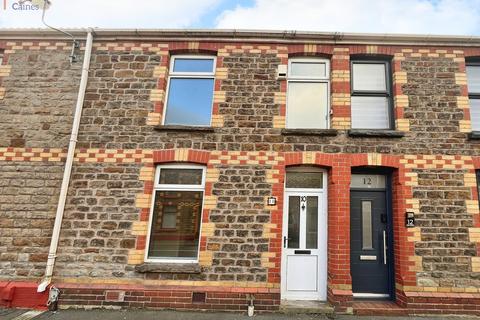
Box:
350;59;394;130
144;163;206;263
466;62;480;131
162;55;216;127
286;57;331;129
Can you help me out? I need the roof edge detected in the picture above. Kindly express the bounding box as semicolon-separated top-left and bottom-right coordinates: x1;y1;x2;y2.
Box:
0;28;479;46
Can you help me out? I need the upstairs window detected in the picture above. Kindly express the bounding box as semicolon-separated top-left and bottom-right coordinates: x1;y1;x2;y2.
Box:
351;60;393;129
146;164;205;262
163;56;215;126
286;58;330;129
466;62;480;131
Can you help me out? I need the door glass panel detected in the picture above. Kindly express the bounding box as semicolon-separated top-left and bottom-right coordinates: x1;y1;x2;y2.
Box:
361;201;373;250
288;196;300;248
286;172;323;189
306;196;318;249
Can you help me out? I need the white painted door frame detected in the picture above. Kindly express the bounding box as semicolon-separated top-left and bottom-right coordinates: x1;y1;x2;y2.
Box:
281;171;328;301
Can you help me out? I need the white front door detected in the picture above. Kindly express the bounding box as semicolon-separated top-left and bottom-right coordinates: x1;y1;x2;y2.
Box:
281;191;327;300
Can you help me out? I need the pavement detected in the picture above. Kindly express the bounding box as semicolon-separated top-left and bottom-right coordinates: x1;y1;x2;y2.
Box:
1;308;480;320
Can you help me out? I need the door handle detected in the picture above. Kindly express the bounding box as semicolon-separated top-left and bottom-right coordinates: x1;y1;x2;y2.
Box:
383;230;387;265
283;236;288;248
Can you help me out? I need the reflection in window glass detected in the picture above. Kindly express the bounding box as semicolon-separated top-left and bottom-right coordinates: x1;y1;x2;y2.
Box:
161;206;177;229
352;63;387;91
173;58;214;73
306;196;318;249
164;78;214;126
288;196;300;249
159;168;203;185
287;82;328;129
148;191;202;259
466;66;480;93
290;62;326;78
286;171;323;189
472;99;480;131
351;96;390;129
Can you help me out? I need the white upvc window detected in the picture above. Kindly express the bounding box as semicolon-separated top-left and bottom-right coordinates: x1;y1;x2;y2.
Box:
286;58;330;129
145;164;206;263
163;55;216;126
466;63;480;131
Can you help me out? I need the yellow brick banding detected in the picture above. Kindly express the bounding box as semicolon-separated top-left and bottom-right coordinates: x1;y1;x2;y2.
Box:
472;257;480;272
263;223;277;239
215;67;228;80
0;65;12;77
149;89;165;102
205;168;220;182
367;153;382;166
174;149;189;161
200;222;215;237
465;200;480;215
459;120;472;132
188;42;199;50
127;249;145;265
464;173;477;187
455;72;468;85
469;228;480;243
395;119;410;132
273;116;286;128
203;195;218;209
304;44;317;53
131;221;149;236
213;91;226;103
366;45;378;54
302;152;316;164
393;71;407;84
210;114;224;128
331;117;351;130
153;66;168;77
273;92;286;104
266;169;280;183
139;167;155;181
457;96;470;109
135;194;152;209
198;251;213;266
146;112;161;126
331;70;350;82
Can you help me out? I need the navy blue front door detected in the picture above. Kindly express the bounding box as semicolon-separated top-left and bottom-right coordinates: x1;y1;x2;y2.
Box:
350;190;391;297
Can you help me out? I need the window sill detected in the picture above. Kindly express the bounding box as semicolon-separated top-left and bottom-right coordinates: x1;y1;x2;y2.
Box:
154;125;215;132
348;129;405;138
135;262;201;274
468;131;480;140
281;128;338;136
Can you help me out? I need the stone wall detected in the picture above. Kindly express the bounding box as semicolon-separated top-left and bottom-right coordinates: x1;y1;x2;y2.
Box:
0;161;63;278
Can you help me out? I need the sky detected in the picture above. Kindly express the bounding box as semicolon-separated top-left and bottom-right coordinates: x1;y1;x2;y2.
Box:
1;0;480;36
